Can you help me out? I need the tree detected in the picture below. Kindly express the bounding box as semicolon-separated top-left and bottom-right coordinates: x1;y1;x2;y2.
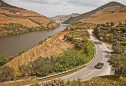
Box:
112;39;123;54
19;65;32;77
109;54;126;77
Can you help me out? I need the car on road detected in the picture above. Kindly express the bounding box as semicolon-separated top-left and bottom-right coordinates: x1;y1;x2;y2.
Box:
94;62;104;69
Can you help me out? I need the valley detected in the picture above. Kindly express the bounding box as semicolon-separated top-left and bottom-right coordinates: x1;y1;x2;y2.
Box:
0;0;126;86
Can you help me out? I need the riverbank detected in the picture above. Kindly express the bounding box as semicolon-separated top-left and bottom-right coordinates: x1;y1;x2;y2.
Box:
3;30;73;75
0;23;60;37
0;25;67;57
0;24;94;85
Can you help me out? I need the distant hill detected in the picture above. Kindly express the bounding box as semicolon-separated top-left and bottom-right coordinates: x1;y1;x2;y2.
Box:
64;1;126;24
0;0;17;8
0;0;58;36
51;13;80;22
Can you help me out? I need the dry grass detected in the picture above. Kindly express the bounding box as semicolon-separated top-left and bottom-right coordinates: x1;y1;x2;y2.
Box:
29;16;49;27
0;7;55;29
4;31;73;76
0;6;58;36
81;12;126;24
80;7;126;24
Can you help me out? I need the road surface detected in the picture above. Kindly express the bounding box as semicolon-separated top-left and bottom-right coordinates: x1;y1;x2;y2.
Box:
0;29;112;86
61;29;112;81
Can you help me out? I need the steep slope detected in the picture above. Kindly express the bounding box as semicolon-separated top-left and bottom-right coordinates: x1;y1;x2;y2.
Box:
0;0;58;36
64;1;126;24
4;31;72;76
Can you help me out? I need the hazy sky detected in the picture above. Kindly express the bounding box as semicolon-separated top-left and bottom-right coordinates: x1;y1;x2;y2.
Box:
4;0;126;17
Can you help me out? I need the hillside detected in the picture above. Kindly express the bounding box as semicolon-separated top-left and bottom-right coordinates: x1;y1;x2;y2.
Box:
64;1;126;24
51;13;80;22
0;0;59;36
0;23;94;84
3;31;73;76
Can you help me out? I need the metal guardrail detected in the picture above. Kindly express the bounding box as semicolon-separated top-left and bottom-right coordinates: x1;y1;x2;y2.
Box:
0;33;96;86
34;32;96;81
35;46;96;81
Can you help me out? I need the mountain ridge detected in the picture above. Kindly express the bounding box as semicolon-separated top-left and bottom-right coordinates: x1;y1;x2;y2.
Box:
51;13;80;22
64;1;126;24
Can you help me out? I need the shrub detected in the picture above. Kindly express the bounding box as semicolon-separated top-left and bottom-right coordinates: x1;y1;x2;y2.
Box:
0;55;7;66
54;48;86;72
19;46;94;77
39;40;44;44
0;66;14;82
30;83;40;86
64;34;74;41
18;49;25;55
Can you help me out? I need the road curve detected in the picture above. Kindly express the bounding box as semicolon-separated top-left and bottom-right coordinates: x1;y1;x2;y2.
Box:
0;29;112;86
61;29;112;81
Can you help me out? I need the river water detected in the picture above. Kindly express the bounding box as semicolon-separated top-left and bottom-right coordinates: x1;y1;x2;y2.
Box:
0;24;67;57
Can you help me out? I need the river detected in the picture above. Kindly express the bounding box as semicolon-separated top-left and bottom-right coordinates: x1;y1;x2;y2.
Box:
0;24;68;57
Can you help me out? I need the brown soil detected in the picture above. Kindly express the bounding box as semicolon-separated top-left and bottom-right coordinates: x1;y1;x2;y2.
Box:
4;31;73;76
81;12;126;24
0;4;58;36
80;7;126;24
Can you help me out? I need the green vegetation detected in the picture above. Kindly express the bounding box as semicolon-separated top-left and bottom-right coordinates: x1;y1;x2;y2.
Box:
30;83;40;86
19;44;94;77
65;76;126;86
0;55;15;82
94;21;126;81
0;66;14;82
55;49;86;72
109;54;126;77
93;21;126;54
2;23;30;35
0;55;7;66
18;49;25;55
32;75;126;86
0;24;94;82
0;55;14;67
3;23;49;35
19;26;94;78
1;21;59;36
38;40;44;44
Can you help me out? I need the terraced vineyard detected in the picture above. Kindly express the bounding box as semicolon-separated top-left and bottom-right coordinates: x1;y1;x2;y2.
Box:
0;23;94;83
0;0;59;36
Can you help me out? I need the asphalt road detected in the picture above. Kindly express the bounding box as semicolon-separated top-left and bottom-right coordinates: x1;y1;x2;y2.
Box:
61;29;112;81
0;29;112;86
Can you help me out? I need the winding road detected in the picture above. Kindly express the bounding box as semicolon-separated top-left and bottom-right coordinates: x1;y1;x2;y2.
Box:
61;29;112;81
0;29;112;86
